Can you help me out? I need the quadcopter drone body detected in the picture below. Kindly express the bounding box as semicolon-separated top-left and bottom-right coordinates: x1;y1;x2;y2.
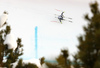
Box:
52;9;72;24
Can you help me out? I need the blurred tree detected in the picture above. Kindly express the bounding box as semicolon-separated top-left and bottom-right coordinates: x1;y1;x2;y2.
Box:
40;57;45;65
76;1;100;68
56;49;71;68
44;49;71;68
46;62;61;68
23;63;38;68
0;23;23;67
72;54;80;68
15;59;38;68
15;59;23;68
0;11;38;68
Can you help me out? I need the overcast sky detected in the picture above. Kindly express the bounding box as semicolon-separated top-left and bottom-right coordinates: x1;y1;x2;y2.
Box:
0;0;100;60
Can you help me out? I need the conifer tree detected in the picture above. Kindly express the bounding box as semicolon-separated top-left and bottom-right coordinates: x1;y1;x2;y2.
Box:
76;1;100;68
45;62;61;68
0;24;23;67
40;57;45;65
15;59;38;68
72;54;80;68
0;12;39;68
44;49;71;68
56;49;71;68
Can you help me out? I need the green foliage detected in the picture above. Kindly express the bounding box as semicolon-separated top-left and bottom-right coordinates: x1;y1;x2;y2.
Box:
23;63;38;68
0;11;39;68
0;21;23;67
5;26;11;35
76;1;100;68
90;1;99;15
45;49;71;68
40;57;45;65
56;49;71;68
15;59;23;68
61;49;69;59
15;59;38;68
56;55;65;66
46;62;61;68
72;54;80;68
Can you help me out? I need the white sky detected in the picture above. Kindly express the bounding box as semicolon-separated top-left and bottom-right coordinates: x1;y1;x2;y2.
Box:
0;0;100;60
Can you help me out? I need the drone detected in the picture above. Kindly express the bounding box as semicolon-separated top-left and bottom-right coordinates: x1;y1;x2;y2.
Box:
52;9;72;24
